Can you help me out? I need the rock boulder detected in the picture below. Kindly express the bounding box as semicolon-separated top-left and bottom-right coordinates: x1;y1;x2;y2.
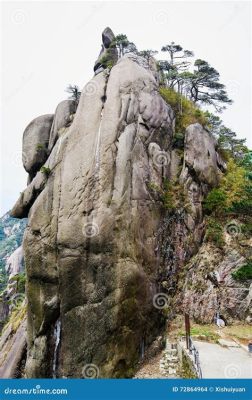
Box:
22;114;54;180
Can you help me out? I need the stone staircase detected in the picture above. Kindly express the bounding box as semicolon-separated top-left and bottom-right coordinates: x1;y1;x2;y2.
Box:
160;341;179;376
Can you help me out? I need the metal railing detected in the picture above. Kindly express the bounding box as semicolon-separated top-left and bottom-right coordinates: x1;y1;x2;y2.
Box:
188;337;203;379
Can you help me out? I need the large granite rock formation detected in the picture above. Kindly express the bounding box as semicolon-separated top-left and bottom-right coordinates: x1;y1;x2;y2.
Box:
10;28;225;378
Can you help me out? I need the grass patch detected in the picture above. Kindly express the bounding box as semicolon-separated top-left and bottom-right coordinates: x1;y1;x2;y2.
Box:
232;262;252;281
177;324;220;343
190;326;220;342
2;302;27;334
222;325;252;341
170;317;251;345
205;217;225;248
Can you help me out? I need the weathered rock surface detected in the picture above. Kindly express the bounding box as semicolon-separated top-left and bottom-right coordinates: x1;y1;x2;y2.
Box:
12;100;77;218
11;171;47;218
5;246;24;277
123;53;160;84
21;100;77;185
181;123;221;188
48;100;77;152
102;27;115;49
178;123;223;234
22;114;54;180
181;237;252;324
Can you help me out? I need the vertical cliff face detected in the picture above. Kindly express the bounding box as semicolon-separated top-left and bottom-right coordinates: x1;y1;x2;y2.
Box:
10;29;225;378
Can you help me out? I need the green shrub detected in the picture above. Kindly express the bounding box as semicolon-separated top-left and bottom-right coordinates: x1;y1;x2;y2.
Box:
172;132;185;149
232;262;252;281
161;179;186;211
203;188;227;216
0;273;8;294
161;186;175;210
231;199;252;215
241;223;252;237
99;52;115;69
215;146;229;163
147;179;186;211
159;87;207;133
11;273;26;293
205;218;225;248
204;159;252;218
36;143;45;151
221;159;249;209
40;166;51;177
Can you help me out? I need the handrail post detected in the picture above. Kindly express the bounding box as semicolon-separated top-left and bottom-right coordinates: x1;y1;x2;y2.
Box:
184;313;190;350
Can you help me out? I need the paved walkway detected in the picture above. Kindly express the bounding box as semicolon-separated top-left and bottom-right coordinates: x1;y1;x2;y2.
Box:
194;340;252;379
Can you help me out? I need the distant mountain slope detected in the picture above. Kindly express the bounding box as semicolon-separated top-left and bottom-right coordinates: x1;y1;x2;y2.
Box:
0;213;27;292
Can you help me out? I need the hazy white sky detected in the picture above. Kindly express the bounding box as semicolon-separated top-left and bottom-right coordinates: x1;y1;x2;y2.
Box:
1;0;251;215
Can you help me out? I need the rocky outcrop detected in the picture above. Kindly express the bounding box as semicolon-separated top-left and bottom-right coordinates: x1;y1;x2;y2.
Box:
11;99;77;218
123;53;160;84
182;123;222;188
0;306;26;378
48;100;77;152
5;247;24;277
176;128;250;325
0;246;25;329
179;123;223;233
0;214;27;329
181;235;252;324
10;28;225;378
94;27;118;74
155;123;224;305
21;99;77;186
23;115;54;181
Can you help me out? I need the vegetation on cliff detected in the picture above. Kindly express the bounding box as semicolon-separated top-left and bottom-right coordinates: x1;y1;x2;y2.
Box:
0;214;27;293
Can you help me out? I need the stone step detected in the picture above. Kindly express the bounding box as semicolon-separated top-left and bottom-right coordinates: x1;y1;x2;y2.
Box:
163;355;178;361
163;354;178;360
165;348;178;354
160;367;178;374
165;342;178;350
160;363;179;370
161;360;178;366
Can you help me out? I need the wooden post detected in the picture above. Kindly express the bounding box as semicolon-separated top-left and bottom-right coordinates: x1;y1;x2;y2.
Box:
185;313;190;350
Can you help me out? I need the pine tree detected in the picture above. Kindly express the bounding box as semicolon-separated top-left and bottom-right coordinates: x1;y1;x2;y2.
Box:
187;59;232;111
65;84;81;105
110;34;137;57
138;49;158;65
